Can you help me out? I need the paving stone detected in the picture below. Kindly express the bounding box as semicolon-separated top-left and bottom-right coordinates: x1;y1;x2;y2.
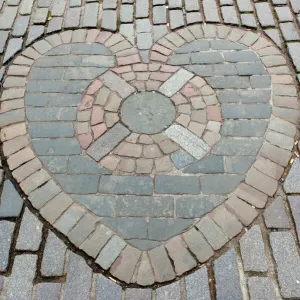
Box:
95;275;122;300
68;156;111;175
224;156;254;174
0;221;15;271
125;289;152;300
288;196;300;242
196;216;228;250
99;175;153;195
68;214;98;246
136;0;149;17
270;232;300;298
53;203;85;235
149;245;175;282
96;235;126;269
80;224;113;258
248;277;277;300
64;7;81;28
169;10;184;30
120;4;134;23
240;225;268;272
264;196;290;229
275;6;293;21
200;174;244;194
171;149;195;169
203;0;220;22
40;192;73;224
63;253;92;300
0;31;8;53
12;15;30;37
120;24;135;44
0;180;23;217
155;175;200;194
214;249;242;300
28;122;74;138
0;6;18;29
185;267;211;300
184;156;224;174
226;195;258;225
6;255;37;300
284;158;300;193
148;218;194;240
255;2;275;27
3;38;23;63
222;6;239;24
280;22;300;41
82;3;99;27
34;283;62;300
111;246;141;283
41;231;67;276
39;156;67;174
16;209;43;251
153;5;167;26
290;0;300;12
176;195;225;218
287;43;300;72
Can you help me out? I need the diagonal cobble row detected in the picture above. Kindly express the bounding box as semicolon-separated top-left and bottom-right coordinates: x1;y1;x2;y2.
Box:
0;0;300;82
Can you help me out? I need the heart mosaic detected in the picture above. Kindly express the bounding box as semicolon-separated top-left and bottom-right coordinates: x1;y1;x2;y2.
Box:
1;25;297;285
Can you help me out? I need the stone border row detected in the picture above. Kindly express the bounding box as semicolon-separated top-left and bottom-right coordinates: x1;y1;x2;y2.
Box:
0;25;298;285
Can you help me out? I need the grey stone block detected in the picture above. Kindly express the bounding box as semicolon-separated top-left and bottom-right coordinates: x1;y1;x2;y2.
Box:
54;174;99;194
171;149;195;169
284;158;300;193
176;40;210;53
3;38;23;63
95;275;122;300
28;122;74;138
221;103;271;119
41;232;67;276
68;156;111;175
207;76;250;89
32;139;81;155
250;75;271;88
82;3;99;27
248;277;277;300
236;62;266;75
214;249;242;300
136;0;149;17
155;175;200;194
0;180;23;217
120;4;133;23
0;221;15;271
191;52;223;64
156;281;181;300
176;195;225;218
184;156;224;174
255;2;275;27
125;289;152;300
35;283;62;300
224;156;255;174
99;175;153;195
16;208;43;251
169;10;184;30
153;5;167;24
185;267;211;300
221;120;268;137
29;67;64;80
280;22;300;41
96;236;126;269
148;219;194;241
240;225;268;272
64;7;81;28
200;174;244;194
270;232;300;298
40;156;68;173
115;196;173;217
12;16;30;37
63;253;93;300
6;255;37;300
26;25;44;45
101;217;147;239
288;42;300;72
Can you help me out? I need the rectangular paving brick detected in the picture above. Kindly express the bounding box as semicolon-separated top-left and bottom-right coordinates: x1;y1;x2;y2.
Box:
255;2;275;27
240;225;268;272
99;175;153;195
270;232;300;298
165;125;209;159
155;175;200;194
185;267;211;300
248;277;277;300
159;69;194;97
116;196;173;217
87;123;130;161
0;221;15;271
20;169;51;195
6;255;37;300
95;275;122;300
63;253;93;300
214;249;243;300
35;283;62;300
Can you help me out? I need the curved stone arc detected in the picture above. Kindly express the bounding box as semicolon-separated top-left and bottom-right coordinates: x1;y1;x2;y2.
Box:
0;25;298;286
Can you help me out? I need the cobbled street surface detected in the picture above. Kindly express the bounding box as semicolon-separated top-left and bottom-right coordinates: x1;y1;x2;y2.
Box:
1;0;300;299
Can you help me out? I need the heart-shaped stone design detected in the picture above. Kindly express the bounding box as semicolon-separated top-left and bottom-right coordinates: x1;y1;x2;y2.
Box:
1;25;297;285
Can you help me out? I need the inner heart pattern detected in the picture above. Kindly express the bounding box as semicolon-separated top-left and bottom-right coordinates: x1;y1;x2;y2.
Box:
1;25;298;285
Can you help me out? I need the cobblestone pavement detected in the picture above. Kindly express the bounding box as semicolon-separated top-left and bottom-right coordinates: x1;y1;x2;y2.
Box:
0;0;300;299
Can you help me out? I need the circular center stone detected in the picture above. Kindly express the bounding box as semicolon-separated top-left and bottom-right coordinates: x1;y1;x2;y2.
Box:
120;92;176;134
